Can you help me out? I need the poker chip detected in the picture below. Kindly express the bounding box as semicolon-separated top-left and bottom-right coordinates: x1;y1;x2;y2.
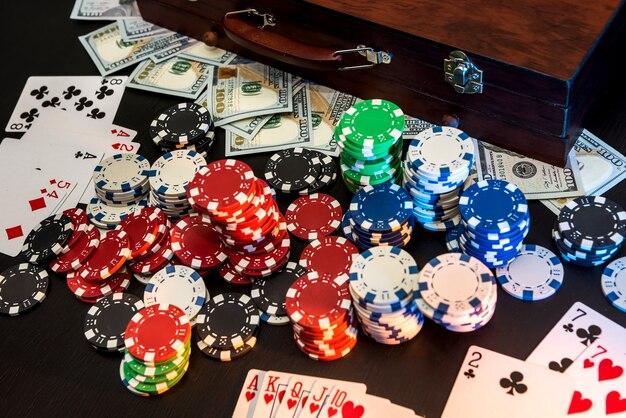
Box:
21;214;74;264
218;260;253;285
416;253;497;332
285;193;342;240
251;261;307;317
264;148;322;192
84;293;144;352
87;197;148;229
196;327;258;361
601;257;626;312
297;152;338;195
77;229;130;281
170;214;228;268
445;224;462;253
260;311;291;326
0;263;49;316
117;207;164;259
50;224;100;273
143;265;207;322
93;154;150;197
340;99;404;149
496;244;564;301
128;233;174;275
67;267;131;300
124;303;191;363
150;102;211;146
124;346;190;377
299;236;359;279
195;292;260;350
62;208;90;250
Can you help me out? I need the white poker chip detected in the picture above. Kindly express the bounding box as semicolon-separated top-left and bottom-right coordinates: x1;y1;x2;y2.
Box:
148;150;207;198
87;198;147;226
496;244;564;301
601;257;626;313
418;253;495;317
93;153;150;193
143;264;207;321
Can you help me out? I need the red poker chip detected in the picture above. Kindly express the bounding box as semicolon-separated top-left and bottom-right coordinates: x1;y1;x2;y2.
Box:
285;271;352;329
216;210;280;242
186;159;256;214
299;236;359;279
294;331;357;360
295;325;358;351
77;229;130;281
50;224;100;273
76;275;131;304
128;233;174;275
170;214;227;268
167;257;213;277
62;208;90;250
233;255;290;279
285;193;342;241
143;222;171;257
229;236;291;271
218;260;253;285
124;304;191;362
67;266;130;299
117;207;163;259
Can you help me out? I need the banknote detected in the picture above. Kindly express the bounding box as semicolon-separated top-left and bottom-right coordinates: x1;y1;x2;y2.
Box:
210;63;292;126
403;116;435;138
224;84;313;156
221;115;273;141
541;129;626;214
126;58;213;99
178;43;237;66
79;22;190;75
118;18;170;41
474;140;585;200
149;39;198;64
71;0;140;20
306;82;360;156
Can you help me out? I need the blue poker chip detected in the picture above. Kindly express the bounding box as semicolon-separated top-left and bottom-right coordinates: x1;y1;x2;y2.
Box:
446;224;462;253
349;183;413;233
459;180;529;234
496;244;564;301
93;154;150;193
601;257;626;312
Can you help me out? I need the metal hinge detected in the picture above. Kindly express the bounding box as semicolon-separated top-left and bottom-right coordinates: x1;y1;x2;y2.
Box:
444;50;483;94
334;45;392;71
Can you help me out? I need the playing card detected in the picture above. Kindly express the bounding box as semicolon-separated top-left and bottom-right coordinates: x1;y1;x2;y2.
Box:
527;301;626;373
5;76;127;132
308;380;368;418
232;369;267;418
252;370;293;418
564;337;626;416
441;345;575;418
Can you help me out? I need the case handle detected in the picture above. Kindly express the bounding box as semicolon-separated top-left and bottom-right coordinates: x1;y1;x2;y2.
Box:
221;9;392;71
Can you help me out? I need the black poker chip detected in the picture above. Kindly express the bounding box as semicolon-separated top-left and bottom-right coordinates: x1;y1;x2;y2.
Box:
195;292;260;350
21;214;74;264
251;261;307;316
298;152;337;195
84;293;145;352
264;148;322;192
0;263;49;316
150;102;211;146
196;326;259;362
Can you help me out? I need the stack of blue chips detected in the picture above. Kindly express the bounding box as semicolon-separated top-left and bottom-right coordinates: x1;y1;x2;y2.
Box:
403;126;475;231
551;196;626;267
458;179;530;268
344;183;414;250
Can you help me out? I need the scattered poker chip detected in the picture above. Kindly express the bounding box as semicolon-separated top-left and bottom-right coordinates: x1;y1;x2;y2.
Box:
84;293;144;352
260;311;291;326
0;263;49;316
93;153;150;193
128;233;174;275
264;148;322;192
218;260;253;285
170;214;228;268
117;207;163;259
496;244;564;301
195;292;260;350
124;303;191;363
298;153;337;195
62;208;90;250
601;257;626;312
151;102;211;145
299;236;359;279
251;262;307;316
67;266;131;301
77;229;130;281
50;224;100;273
144;265;207;322
286;193;342;240
21;214;74;264
229;236;291;272
196;328;258;361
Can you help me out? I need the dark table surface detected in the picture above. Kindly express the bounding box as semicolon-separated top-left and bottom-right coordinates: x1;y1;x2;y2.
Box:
2;2;626;417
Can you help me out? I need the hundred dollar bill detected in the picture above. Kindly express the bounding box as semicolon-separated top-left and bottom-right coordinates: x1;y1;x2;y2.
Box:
210;63;292;126
178;43;237;66
149;39;198;64
474;140;584;200
225;84;313;157
403;116;434;138
126;57;213;99
221;115;273;141
71;0;140;20
307;82;360;156
541;129;626;214
79;22;190;75
118;18;170;41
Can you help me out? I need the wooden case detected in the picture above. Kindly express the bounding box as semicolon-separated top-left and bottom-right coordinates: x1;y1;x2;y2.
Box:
137;0;626;166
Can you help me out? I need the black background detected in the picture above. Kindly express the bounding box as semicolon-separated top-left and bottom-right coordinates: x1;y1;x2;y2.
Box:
1;2;626;417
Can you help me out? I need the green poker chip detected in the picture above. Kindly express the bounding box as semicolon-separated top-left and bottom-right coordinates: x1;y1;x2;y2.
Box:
124;345;191;377
122;360;188;394
338;99;405;149
123;359;188;385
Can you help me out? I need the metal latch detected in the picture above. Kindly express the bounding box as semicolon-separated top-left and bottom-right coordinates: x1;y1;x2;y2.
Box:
225;8;276;29
444;51;483;94
334;45;392;71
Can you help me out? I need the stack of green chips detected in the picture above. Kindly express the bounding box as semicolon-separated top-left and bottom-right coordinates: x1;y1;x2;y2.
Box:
336;99;405;193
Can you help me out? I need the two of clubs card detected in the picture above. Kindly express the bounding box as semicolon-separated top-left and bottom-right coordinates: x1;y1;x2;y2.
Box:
232;369;424;418
442;302;626;417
